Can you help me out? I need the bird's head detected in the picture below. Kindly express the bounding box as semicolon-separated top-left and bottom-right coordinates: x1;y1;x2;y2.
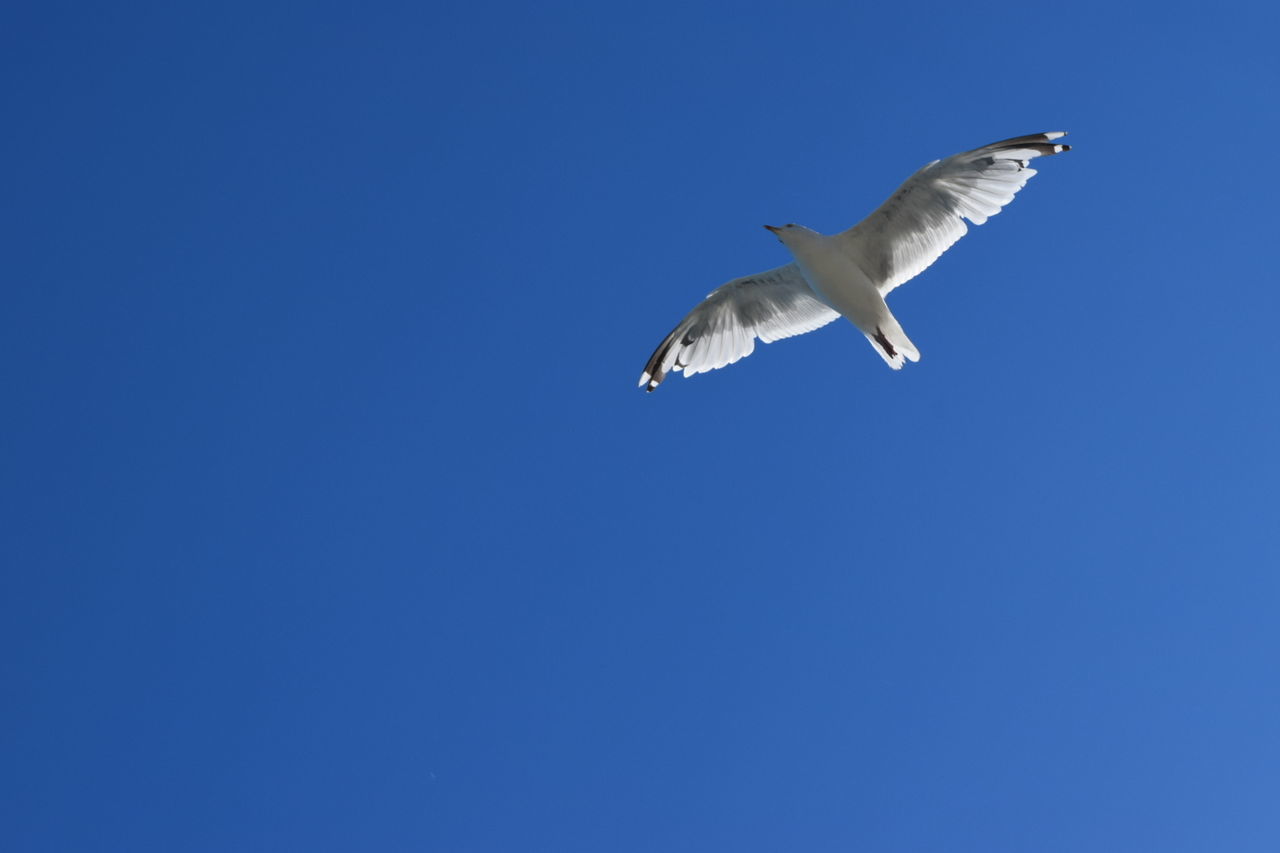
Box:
763;223;819;247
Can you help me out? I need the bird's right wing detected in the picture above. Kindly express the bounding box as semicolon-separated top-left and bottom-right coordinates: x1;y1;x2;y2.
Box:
639;263;839;392
838;131;1070;296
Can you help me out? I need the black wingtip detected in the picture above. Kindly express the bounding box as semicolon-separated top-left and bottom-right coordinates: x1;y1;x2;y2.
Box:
984;132;1072;157
640;326;684;393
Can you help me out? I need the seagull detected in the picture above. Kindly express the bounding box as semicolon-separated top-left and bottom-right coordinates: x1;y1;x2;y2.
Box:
638;132;1070;391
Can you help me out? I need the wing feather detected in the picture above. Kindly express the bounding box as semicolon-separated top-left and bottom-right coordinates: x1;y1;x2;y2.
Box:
638;263;838;391
839;131;1069;295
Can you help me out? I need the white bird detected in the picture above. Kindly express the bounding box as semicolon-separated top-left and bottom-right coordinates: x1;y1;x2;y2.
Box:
638;132;1070;391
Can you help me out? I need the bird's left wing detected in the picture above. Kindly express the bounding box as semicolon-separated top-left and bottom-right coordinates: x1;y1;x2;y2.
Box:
838;131;1070;296
639;263;839;392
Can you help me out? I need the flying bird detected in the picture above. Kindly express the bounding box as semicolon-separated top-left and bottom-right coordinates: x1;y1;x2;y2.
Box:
638;132;1070;391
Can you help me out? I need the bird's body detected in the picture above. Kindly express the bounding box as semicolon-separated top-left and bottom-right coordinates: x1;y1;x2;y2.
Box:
774;225;919;369
638;132;1070;391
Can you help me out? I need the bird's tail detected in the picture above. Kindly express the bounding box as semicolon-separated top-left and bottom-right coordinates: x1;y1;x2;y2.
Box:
865;313;920;370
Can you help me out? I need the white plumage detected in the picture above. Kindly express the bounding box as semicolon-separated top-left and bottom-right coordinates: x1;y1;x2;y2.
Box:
639;132;1070;391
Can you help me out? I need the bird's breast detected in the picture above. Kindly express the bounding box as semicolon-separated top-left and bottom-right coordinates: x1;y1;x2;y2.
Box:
790;240;881;324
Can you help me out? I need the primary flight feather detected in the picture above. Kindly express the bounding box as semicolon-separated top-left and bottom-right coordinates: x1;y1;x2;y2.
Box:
638;131;1070;391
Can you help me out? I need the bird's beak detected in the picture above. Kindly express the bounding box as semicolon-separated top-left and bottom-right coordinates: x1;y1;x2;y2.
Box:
763;225;780;234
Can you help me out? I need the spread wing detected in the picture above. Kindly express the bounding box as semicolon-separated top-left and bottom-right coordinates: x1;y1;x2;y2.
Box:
639;263;839;391
839;131;1070;296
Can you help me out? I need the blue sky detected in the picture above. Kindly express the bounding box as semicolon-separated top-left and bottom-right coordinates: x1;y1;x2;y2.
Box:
4;1;1280;850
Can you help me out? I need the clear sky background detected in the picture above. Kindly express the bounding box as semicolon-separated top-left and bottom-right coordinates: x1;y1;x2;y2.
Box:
4;1;1280;851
